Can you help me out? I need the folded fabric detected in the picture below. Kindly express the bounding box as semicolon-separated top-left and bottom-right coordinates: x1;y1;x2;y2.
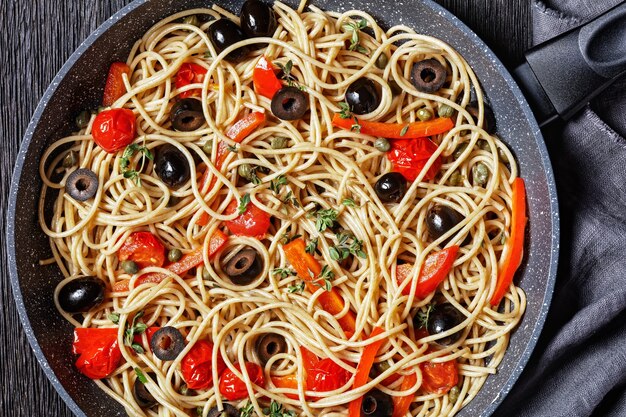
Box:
493;1;626;417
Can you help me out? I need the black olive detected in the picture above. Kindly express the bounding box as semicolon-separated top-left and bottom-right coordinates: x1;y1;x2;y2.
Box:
207;19;249;61
467;101;497;134
150;326;185;361
224;247;263;285
361;389;394;417
374;172;407;203
346;78;380;115
271;87;308;120
170;98;204;131
155;144;190;188
411;58;447;93
58;276;105;313
426;204;465;242
65;168;98;201
255;333;288;365
240;0;277;38
423;303;465;345
133;372;157;408
207;404;239;417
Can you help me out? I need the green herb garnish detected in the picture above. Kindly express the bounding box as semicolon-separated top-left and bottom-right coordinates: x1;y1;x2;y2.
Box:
287;282;306;294
342;198;357;207
134;367;148;384
270;175;288;194
329;232;367;260
339;101;352;119
238;193;251;215
315;208;338;232
305;238;318;254
264;400;297;417
415;304;435;329
240;401;255;417
273;268;297;279
342;18;369;53
351;117;362;133
120;142;153;186
124;310;147;350
280;232;301;244
313;265;335;291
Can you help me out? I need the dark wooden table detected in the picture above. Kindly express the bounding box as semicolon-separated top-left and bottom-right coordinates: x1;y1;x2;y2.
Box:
0;1;530;415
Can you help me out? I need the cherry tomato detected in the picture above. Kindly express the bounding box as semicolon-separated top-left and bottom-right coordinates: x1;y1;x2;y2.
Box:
419;355;458;394
219;362;265;401
300;346;319;374
92;108;136;153
224;199;271;238
387;138;441;181
175;63;208;98
118;231;166;269
73;328;122;380
306;358;351;394
181;340;226;390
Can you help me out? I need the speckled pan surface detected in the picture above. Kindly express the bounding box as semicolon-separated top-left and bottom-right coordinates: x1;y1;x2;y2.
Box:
7;0;558;416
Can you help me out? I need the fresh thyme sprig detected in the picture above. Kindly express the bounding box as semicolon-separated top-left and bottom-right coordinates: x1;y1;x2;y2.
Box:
305;238;318;254
329;232;367;260
238;193;251;215
270;175;288;194
120;143;153;185
123;310;148;353
415;304;435;329
240;401;255;417
342;198;357;207
339;101;352;119
351;117;362;133
314;208;338;232
287;282;306;293
312;265;335;291
273;268;297;279
342;18;369;54
264;400;297;417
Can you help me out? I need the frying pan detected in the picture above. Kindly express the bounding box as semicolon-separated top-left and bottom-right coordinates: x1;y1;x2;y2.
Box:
7;0;559;416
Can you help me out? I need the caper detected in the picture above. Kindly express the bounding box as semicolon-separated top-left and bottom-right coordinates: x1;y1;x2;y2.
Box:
477;139;490;151
97;106;107;114
449;386;460;404
75;110;91;129
121;260;139;274
449;171;463;186
202;266;211;280
202;140;213;154
498;147;509;164
453;142;468;159
374;138;390;152
417;108;433;121
271;137;287;149
179;383;190;395
238;163;254;180
62;150;78;168
375;53;388;69
438;104;455;118
183;15;199;27
168;248;183;262
472;162;489;186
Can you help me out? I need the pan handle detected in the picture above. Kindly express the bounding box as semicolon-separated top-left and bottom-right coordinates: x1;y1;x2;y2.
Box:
514;1;626;127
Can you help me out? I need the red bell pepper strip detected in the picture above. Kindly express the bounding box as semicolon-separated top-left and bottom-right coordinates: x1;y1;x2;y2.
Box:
175;63;208;98
253;56;283;99
387;138;442;181
112;229;228;292
392;372;418;417
300;346;320;371
490;178;527;306
332;114;454;139
102;62;131;106
283;239;357;334
419;355;458;394
348;326;386;417
197;112;266;226
395;246;459;297
271;374;301;400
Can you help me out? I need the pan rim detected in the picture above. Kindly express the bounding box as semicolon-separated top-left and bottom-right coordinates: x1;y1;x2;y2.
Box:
7;1;559;416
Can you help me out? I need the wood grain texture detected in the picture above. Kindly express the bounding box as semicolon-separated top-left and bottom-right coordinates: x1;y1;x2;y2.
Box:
0;1;529;416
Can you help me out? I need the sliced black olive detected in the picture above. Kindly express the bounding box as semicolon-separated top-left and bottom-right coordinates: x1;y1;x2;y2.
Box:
66;168;98;201
155;144;190;188
207;404;239;417
423;303;464;345
374;172;407;203
256;333;288;365
271;87;308;120
361;389;394;417
224;247;263;285
467;101;496;134
133;372;157;408
170;98;204;131
150;326;185;361
426;204;464;242
346;78;380;115
411;58;447;93
58;276;105;313
207;19;249;62
240;0;277;38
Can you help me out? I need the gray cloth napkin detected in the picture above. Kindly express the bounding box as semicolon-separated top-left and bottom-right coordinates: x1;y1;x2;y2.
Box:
493;1;626;416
